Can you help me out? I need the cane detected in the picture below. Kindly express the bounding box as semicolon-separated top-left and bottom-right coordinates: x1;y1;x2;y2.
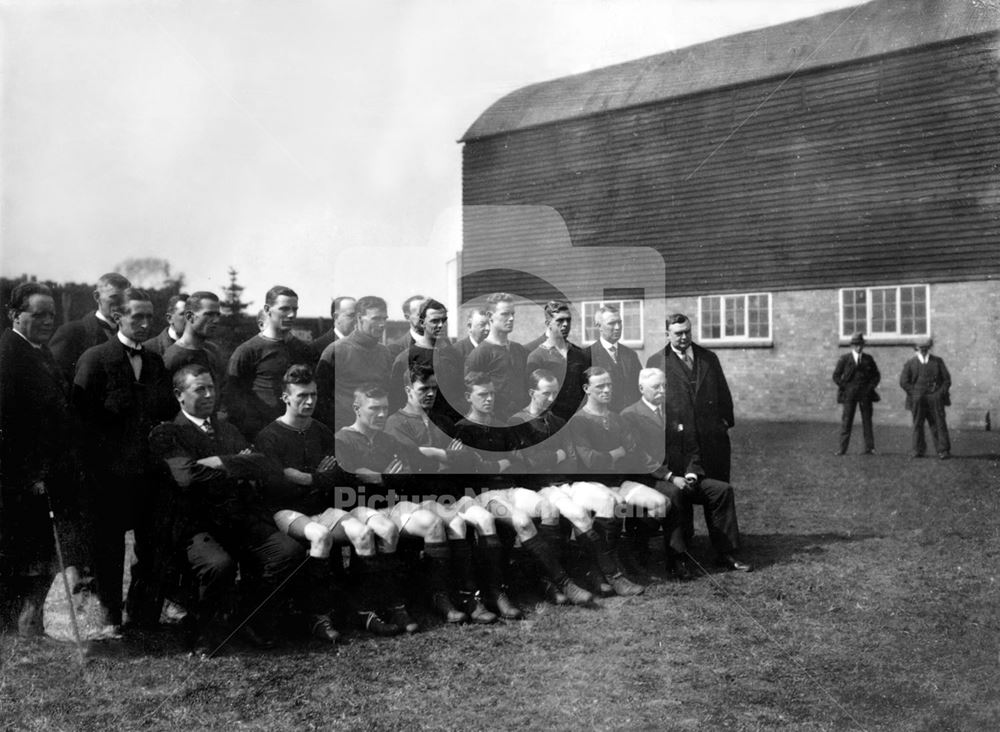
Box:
40;484;88;666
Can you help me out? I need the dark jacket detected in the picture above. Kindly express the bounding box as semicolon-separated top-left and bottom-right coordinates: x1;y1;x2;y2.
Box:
49;311;117;382
899;354;951;411
587;341;641;413
832;351;881;404
620;398;702;481
72;336;176;477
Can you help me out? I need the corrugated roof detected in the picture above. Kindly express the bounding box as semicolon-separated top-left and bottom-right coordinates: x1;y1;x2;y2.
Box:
461;0;1000;142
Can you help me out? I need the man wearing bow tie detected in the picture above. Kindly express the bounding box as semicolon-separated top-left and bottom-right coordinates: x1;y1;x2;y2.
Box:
72;288;176;630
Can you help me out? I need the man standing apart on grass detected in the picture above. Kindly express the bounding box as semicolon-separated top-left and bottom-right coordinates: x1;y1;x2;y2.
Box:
647;313;735;483
899;337;952;460
832;332;881;456
0;283;80;637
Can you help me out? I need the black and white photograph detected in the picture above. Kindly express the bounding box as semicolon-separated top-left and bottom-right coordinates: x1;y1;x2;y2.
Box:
1;0;999;729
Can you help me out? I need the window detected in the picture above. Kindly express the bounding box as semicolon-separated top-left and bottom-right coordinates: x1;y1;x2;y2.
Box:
839;285;929;339
581;299;644;345
697;293;772;343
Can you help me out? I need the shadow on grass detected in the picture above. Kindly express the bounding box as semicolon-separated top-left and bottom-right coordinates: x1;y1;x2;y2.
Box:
685;530;882;573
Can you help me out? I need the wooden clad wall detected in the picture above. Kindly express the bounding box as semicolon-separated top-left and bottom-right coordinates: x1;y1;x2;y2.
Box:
462;34;1000;298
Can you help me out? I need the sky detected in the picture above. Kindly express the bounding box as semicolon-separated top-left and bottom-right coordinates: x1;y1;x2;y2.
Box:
0;0;864;318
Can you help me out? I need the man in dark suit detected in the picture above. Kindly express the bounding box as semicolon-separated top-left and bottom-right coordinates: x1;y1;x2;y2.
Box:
899;337;952;459
141;293;187;357
586;303;641;413
72;288;176;629
386;294;425;359
832;332;881;455
621;368;750;576
647;313;735;482
150;364;306;652
454;308;490;360
0;283;80;636
309;296;356;362
49;272;130;381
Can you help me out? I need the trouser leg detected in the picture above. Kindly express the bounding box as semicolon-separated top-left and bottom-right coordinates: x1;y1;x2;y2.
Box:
859;400;875;451
839;400;857;453
696;479;740;556
911;400;929;456
927;394;951;454
185;532;237;631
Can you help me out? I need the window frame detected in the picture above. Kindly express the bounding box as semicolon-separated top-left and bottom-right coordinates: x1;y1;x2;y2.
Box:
696;292;773;346
580;299;644;348
838;284;930;342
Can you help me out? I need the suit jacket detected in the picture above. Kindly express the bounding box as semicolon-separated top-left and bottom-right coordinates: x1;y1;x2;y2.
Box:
454;336;480;361
620;398;702;481
899;355;951;411
648;343;734;481
49;311;117;382
141;327;176;357
586;341;641;413
149;412;279;547
0;329;77;574
309;328;338;362
832;352;881;404
72;336;176;477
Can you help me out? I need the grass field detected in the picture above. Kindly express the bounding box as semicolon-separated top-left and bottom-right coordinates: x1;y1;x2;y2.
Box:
2;421;998;731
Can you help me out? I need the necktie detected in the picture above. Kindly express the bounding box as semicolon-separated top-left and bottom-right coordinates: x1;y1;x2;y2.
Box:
609;345;618;364
655;406;663;424
201;419;215;437
124;345;143;358
682;351;693;370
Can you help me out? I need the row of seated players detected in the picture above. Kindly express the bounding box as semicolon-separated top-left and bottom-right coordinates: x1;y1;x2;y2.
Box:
151;357;747;653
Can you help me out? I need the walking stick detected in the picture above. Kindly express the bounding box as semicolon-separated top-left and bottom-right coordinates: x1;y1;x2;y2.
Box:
41;485;87;666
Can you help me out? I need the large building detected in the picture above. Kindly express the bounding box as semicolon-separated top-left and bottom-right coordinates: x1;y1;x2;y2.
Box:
459;0;1000;427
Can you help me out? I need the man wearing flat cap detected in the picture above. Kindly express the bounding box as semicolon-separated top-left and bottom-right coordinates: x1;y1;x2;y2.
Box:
899;337;951;459
832;332;881;455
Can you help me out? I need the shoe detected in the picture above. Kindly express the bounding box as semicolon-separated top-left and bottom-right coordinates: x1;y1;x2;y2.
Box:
585;570;614;597
432;592;468;624
359;611;402;637
665;555;694;581
938;452;951;460
487;590;524;620
910;452;924;459
559;578;594;606
541;578;567;606
834;450;846;456
716;554;753;572
862;448;876;455
459;591;497;624
388;605;420;634
609;573;645;597
309;614;341;644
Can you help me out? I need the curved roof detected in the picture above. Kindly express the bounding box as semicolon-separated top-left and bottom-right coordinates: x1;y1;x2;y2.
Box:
461;0;1000;142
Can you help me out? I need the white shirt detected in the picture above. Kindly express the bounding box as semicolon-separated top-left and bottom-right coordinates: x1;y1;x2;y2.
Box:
181;410;210;431
95;310;115;327
117;331;143;379
641;397;662;419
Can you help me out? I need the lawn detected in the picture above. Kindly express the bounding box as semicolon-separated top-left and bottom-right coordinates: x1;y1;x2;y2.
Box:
2;421;998;731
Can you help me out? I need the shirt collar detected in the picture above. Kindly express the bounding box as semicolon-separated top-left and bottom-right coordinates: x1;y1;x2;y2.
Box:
641;397;661;414
95;310;115;327
167;326;181;341
671;346;689;358
599;337;619;352
181;410;209;428
12;329;42;349
117;331;142;350
334;327;347;339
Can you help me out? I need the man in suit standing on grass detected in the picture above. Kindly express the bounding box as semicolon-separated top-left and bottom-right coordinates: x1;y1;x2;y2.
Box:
899;336;952;460
49;272;131;381
647;313;735;483
832;332;881;456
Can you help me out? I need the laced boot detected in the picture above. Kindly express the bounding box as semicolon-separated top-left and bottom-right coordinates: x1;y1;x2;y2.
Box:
458;590;497;624
487;587;524;620
388;605;420;634
432;592;468;624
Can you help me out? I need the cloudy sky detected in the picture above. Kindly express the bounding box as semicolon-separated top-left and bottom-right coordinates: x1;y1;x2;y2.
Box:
1;0;863;317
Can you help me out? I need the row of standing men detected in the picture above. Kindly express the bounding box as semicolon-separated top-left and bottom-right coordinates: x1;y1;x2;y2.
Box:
0;275;750;649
